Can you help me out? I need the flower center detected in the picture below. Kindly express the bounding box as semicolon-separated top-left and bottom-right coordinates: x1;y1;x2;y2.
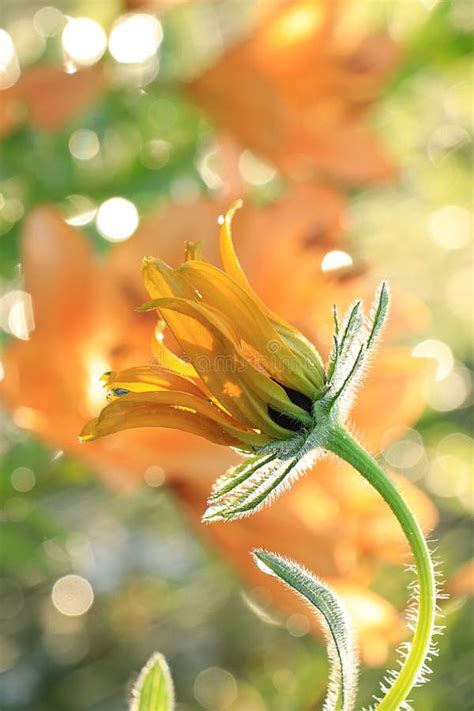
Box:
268;383;313;433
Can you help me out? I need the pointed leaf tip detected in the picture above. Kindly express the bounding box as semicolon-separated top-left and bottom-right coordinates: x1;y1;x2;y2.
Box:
130;652;175;711
323;282;391;417
203;442;317;522
366;280;390;351
252;549;359;711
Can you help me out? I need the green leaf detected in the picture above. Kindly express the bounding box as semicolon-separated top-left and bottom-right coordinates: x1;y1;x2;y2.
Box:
365;281;390;351
130;653;175;711
335;301;364;363
327;301;363;386
203;435;320;522
324;282;390;413
253;550;359;711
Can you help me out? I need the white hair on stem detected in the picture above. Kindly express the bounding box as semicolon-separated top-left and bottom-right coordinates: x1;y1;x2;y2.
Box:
364;539;445;711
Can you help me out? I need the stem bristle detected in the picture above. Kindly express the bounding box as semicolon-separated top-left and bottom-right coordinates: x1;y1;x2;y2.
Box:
364;540;445;711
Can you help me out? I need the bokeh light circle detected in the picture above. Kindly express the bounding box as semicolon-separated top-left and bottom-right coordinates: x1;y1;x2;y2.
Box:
96;197;139;242
109;14;163;64
62;18;107;66
51;575;94;617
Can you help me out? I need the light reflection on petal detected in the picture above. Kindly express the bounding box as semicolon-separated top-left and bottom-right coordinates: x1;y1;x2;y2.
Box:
321;250;353;273
0;290;35;340
85;356;111;414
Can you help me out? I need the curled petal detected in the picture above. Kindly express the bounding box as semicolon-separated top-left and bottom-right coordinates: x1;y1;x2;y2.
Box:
140;296;313;436
151;321;200;381
218;199;249;290
80;391;269;448
143;256;192;301
146;255;310;396
103;366;207;399
143;259;280;431
178;260;317;397
142;260;285;426
218;201;325;388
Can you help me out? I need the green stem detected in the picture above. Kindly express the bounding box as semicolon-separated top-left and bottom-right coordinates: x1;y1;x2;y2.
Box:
325;425;436;711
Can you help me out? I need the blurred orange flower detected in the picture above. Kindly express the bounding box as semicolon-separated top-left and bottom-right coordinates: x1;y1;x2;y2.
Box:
0;187;435;663
0;66;105;137
446;560;474;600
188;0;400;184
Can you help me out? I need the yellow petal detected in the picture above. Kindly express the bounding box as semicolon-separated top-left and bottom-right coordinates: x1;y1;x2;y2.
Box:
81;406;238;447
142;253;314;429
218;201;325;388
143;256;193;301
151;321;199;380
103;365;206;399
141;390;272;446
147;297;314;427
179;260;317;397
273;322;325;390
184;241;204;261
139;296;310;437
144;248;323;391
80;391;270;448
218;199;249;289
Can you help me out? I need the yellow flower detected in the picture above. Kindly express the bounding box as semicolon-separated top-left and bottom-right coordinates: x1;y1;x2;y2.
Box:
81;200;325;443
80;200;388;522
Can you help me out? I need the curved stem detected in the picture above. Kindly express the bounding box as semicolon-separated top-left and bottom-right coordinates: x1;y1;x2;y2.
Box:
325;425;436;711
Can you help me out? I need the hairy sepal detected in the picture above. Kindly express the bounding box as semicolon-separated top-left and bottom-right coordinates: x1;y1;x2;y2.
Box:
203;425;331;522
324;282;390;420
253;550;359;711
130;652;175;711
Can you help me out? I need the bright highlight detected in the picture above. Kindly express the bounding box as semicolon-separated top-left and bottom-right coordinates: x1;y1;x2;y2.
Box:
109;14;163;64
96;197;139;242
62;17;107;67
321;250;353;272
52;575;94;617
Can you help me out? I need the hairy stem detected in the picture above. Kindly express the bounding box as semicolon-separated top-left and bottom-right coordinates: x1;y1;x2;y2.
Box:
326;425;436;710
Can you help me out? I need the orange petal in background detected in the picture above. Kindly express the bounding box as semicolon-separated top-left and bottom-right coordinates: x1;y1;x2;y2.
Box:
446;560;474;600
351;349;435;454
187;1;400;184
0;66;105;136
0;195;437;665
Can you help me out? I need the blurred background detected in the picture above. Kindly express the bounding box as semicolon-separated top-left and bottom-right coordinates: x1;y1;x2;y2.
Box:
0;1;472;709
